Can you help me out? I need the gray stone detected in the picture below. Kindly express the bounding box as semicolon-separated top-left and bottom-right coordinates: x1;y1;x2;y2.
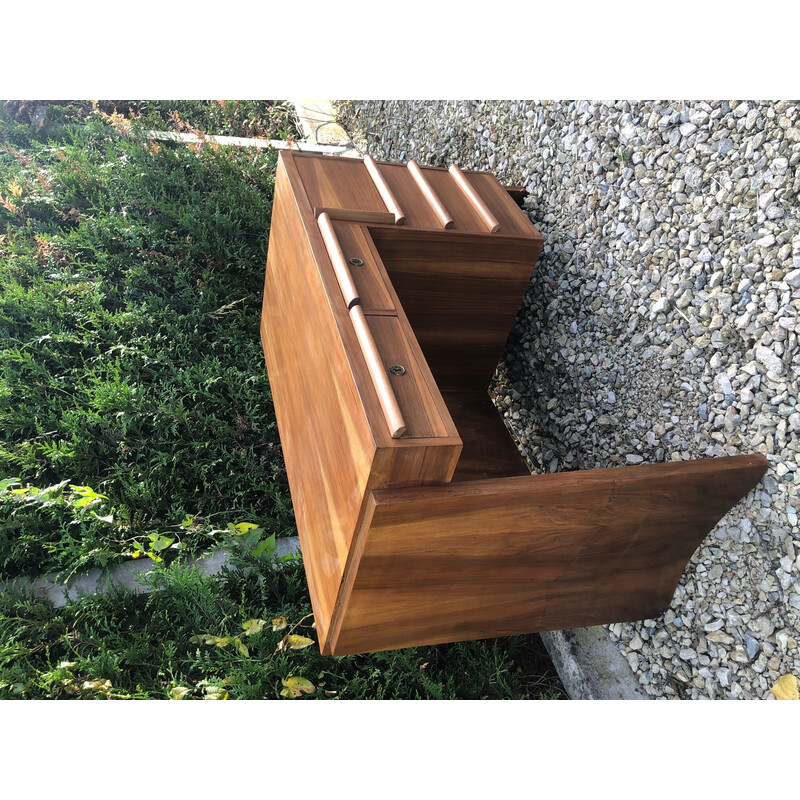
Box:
755;345;783;374
785;268;800;288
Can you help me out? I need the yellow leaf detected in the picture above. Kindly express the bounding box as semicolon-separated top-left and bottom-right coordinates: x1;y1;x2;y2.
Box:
770;674;799;700
214;637;230;648
234;637;250;658
277;634;314;652
203;686;229;700
170;686;192;700
82;679;112;694
7;180;23;198
280;676;316;698
231;522;259;536
242;619;267;636
271;616;288;631
131;550;141;559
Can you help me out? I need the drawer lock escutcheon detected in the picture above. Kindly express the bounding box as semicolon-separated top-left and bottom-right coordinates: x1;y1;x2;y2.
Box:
389;364;406;376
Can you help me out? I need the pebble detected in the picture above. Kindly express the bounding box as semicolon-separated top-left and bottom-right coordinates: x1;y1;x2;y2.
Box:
339;99;800;700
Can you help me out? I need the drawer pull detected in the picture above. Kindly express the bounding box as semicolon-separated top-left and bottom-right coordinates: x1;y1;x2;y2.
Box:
350;305;407;439
407;160;454;229
313;206;396;225
448;163;501;233
364;155;406;225
317;212;360;309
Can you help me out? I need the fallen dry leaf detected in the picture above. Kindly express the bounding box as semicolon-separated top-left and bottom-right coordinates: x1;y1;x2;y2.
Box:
769;674;799;700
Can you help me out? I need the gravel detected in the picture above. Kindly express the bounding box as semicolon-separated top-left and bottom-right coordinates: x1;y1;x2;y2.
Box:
335;100;800;700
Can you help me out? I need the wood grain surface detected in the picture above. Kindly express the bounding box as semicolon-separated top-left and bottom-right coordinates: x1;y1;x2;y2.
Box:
443;391;530;481
261;151;765;658
448;163;501;233
373;245;539;392
328;454;768;654
406;159;455;229
260;160;377;645
363;155;406;224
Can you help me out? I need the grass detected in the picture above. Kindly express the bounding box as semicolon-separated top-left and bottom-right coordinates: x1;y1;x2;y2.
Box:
0;101;293;577
0;101;565;699
0;558;564;700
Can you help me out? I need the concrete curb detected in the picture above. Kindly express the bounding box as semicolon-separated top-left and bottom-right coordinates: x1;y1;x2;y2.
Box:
540;627;650;699
1;537;302;607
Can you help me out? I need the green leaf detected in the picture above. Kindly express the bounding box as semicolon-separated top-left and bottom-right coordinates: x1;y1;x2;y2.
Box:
72;496;96;508
0;478;21;493
280;676;316;698
242;619;267;636
149;536;174;551
69;485;108;500
251;534;276;559
190;634;218;646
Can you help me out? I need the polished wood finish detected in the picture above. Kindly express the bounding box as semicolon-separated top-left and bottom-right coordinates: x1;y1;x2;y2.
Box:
370;230;539;392
364;155;406;224
443;391;530;482
317;211;360;309
349;304;407;439
449;163;501;233
261;150;767;656
330;455;768;654
313;206;396;225
328;221;395;313
407;159;454;229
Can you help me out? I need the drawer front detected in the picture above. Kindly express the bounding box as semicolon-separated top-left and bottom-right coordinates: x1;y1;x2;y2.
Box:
295;153;386;213
361;313;450;439
332;221;395;313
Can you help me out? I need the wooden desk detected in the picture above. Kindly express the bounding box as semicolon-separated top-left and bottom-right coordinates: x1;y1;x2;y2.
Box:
260;151;767;656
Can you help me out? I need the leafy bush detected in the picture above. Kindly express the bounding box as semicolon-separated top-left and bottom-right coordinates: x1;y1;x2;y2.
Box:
0;102;293;576
0;558;564;700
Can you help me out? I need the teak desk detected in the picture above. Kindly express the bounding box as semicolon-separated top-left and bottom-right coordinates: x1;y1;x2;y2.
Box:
260;150;767;656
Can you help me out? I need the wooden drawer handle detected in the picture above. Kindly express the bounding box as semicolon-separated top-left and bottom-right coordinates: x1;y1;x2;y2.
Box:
350;305;407;439
314;207;396;225
407;160;454;229
448;163;501;233
364;155;406;225
317;212;360;309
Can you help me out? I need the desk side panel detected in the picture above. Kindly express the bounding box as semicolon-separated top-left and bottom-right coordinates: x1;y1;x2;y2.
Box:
261;161;378;643
329;455;767;654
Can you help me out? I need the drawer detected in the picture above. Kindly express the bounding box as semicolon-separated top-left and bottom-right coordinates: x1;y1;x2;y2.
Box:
294;153;387;214
331;221;395;313
350;310;451;440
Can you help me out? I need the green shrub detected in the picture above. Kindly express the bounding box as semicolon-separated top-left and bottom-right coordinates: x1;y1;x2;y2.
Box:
1;102;293;576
